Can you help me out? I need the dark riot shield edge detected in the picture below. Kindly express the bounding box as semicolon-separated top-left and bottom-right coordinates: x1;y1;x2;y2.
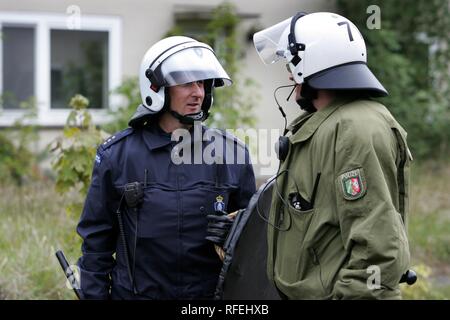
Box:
214;176;281;300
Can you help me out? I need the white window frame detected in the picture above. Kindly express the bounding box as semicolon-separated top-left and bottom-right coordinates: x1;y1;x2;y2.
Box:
0;11;122;127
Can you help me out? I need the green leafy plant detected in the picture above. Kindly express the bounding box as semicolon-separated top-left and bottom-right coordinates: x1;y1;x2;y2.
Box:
102;77;141;133
0;97;39;187
51;94;109;217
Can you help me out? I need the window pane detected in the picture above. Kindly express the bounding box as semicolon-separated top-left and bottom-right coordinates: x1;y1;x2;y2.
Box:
2;26;35;109
51;30;108;109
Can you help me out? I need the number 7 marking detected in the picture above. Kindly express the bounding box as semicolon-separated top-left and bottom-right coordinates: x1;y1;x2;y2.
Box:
337;21;354;42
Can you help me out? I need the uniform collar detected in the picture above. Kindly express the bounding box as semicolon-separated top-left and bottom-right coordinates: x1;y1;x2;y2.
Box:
142;122;206;150
287;111;314;133
289;97;350;145
142;123;173;150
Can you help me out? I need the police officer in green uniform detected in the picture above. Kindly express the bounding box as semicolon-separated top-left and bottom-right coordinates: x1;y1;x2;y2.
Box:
253;12;412;299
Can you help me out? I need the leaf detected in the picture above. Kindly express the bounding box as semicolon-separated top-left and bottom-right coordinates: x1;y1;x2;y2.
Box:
63;127;80;138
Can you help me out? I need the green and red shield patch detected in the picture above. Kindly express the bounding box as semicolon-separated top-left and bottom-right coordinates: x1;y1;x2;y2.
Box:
339;168;366;200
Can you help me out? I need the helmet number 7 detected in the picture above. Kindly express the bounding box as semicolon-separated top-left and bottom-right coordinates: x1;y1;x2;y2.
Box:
337;21;354;42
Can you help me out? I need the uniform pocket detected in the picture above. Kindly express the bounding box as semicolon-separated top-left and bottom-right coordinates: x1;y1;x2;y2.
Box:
137;187;178;239
304;223;342;297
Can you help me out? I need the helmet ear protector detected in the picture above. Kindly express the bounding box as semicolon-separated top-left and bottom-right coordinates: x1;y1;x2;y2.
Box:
143;67;166;107
145;68;164;93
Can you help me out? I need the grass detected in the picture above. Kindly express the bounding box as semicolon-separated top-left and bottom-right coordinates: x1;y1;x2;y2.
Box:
0;181;82;299
0;160;449;299
409;162;450;263
401;161;450;299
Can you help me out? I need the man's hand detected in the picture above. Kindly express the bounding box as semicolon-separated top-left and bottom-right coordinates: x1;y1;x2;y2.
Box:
206;210;235;247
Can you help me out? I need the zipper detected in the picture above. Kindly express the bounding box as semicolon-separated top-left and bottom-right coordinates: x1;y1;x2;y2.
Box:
175;163;182;297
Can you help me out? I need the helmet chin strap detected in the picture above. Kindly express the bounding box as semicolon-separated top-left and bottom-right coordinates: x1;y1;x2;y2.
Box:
169;109;208;125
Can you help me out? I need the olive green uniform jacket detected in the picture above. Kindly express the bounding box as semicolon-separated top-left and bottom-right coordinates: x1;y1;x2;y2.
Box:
268;98;411;299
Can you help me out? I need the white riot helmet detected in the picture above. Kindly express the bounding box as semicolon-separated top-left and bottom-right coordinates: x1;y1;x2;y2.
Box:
253;12;388;97
129;36;232;127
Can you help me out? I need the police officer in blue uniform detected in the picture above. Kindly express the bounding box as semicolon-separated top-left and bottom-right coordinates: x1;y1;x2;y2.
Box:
76;36;256;299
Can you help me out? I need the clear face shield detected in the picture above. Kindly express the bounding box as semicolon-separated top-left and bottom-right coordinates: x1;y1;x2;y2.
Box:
157;47;232;87
253;17;292;65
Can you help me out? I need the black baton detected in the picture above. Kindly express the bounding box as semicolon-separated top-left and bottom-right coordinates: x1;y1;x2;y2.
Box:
400;269;417;285
55;250;83;299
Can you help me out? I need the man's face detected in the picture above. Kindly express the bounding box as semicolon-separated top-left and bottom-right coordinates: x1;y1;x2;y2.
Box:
169;80;205;115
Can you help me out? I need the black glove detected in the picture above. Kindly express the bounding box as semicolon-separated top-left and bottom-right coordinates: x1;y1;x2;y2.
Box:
205;210;234;247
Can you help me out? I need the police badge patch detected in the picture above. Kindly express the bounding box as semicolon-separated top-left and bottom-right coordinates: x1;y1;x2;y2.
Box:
214;195;225;212
339;168;366;200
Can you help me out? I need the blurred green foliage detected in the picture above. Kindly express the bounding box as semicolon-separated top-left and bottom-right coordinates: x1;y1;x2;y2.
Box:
0;97;39;187
50;94;109;217
337;0;450;159
102;77;141;133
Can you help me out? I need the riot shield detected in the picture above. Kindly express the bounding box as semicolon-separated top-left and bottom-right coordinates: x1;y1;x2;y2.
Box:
215;177;282;300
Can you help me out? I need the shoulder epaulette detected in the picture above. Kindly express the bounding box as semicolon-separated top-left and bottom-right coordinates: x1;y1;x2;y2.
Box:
208;128;247;150
99;127;134;151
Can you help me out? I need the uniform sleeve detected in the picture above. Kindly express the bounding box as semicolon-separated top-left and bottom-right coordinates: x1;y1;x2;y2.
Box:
332;119;410;299
76;149;118;299
229;147;256;212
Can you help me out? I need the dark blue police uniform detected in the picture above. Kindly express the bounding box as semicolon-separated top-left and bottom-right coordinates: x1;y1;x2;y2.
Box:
76;123;256;299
